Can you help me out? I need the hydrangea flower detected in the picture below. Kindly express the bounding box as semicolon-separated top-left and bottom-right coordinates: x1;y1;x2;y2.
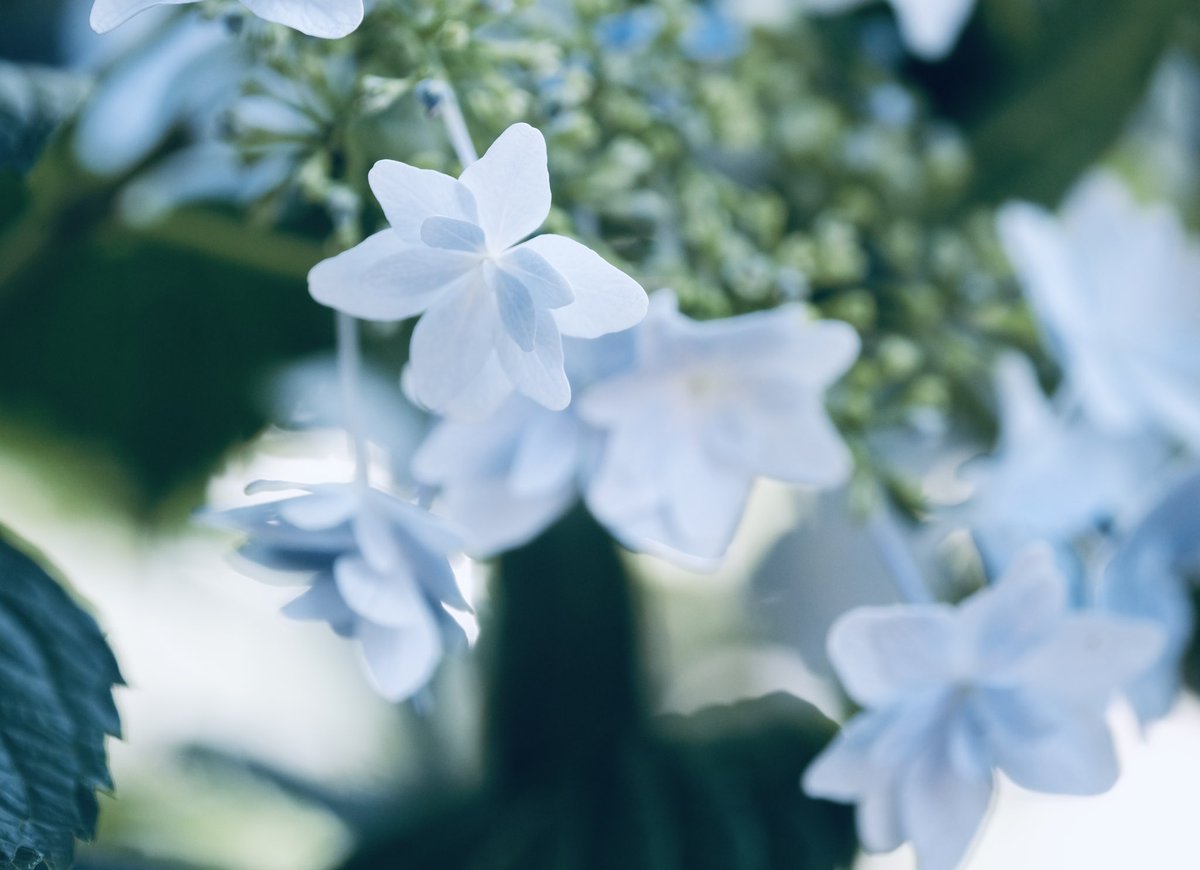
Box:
309;123;648;418
411;334;634;555
577;290;859;562
207;482;470;702
1099;470;1200;724
91;0;365;38
998;172;1200;450
805;0;976;60
804;546;1164;870
963;353;1167;567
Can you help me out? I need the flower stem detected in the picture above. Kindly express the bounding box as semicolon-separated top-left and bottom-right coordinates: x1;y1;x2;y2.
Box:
336;311;370;490
868;510;933;604
422;79;479;168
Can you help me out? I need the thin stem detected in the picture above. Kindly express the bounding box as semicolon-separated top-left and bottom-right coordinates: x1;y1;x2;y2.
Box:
868;510;933;604
425;79;479;167
336;311;371;490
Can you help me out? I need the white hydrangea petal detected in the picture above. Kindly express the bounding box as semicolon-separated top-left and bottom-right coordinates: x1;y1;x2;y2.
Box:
497;246;574;309
238;0;364;38
1009;615;1165;705
279;489;358;530
584;405;672;522
368;160;478;245
357;609;443;702
459;123;551;251
975;689;1120;795
803;709;894;800
421;216;487;253
898;742;992;870
521;235;648;338
408;282;498;413
508;412;582;497
334;554;422;627
281;576;356;636
90;0;196;32
826;606;960;707
959;545;1068;679
308;231;473;320
664;438;752;558
406;355;514;422
888;0;975;60
492;267;538;352
438;479;576;558
495;309;571;410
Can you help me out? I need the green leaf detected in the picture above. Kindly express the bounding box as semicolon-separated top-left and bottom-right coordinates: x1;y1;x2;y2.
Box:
918;0;1191;205
0;63;89;175
0;531;122;869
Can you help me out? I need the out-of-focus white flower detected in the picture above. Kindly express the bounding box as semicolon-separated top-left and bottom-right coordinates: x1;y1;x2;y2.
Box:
577;290;859;562
1099;470;1200;724
310;123;647;418
207;482;470;702
963;353;1167;565
998;172;1200;451
804;0;976;60
411;334;634;556
804;545;1163;870
91;0;364;39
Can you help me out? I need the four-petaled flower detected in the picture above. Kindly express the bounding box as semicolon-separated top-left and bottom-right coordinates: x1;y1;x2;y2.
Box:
91;0;365;38
578;290;859;562
309;123;648;419
207;481;471;702
804;546;1163;870
998;172;1200;451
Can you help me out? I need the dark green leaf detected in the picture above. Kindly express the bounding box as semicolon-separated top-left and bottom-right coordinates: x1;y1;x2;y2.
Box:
0;531;122;869
918;0;1191;205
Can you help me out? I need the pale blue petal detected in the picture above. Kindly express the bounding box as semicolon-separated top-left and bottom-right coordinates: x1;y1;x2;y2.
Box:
491;266;537;352
280;489;358;531
826;606;961;707
408;282;499;413
959;545;1067;680
308;231;475;321
888;0;976;60
91;0;195;32
421;216;487;253
238;0;364;38
368;160;478;245
459;123;550;251
508;411;583;497
497;246;574;309
357;609;443;702
520;235;648;338
281;575;357;637
496;308;571;410
898;741;992;870
334;554;421;627
663;437;753;559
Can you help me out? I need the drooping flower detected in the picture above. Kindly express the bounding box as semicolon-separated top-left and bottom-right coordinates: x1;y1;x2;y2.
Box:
91;0;365;38
207;481;470;702
804;0;977;60
998;172;1200;451
962;353;1167;567
411;334;634;556
1098;470;1200;724
309;123;648;418
577;290;859;562
804;546;1163;870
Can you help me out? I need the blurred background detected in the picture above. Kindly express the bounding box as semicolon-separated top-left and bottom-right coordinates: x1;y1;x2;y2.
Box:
3;0;1200;867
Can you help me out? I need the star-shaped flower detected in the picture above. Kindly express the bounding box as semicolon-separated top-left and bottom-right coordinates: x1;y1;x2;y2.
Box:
91;0;365;38
805;0;976;60
804;546;1163;870
309;123;648;418
998;172;1200;450
411;334;634;555
207;482;470;701
577;290;859;562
